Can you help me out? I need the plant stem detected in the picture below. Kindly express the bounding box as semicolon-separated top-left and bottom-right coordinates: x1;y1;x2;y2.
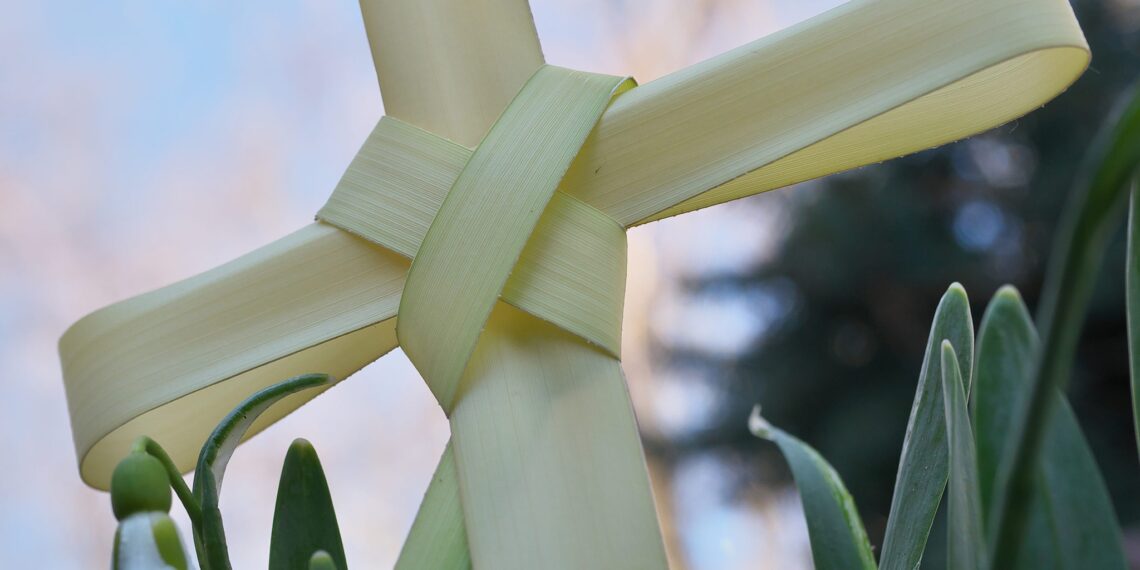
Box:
134;437;202;526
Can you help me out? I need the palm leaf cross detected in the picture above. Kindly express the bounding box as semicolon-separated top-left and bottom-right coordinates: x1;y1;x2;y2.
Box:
60;0;1088;567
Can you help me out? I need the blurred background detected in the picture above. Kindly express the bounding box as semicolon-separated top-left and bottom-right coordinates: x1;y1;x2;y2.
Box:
2;0;1139;568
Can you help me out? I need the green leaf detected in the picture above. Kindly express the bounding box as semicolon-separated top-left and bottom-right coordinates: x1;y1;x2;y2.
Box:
971;288;1038;519
940;341;985;570
974;288;1126;569
1127;180;1140;459
880;283;973;570
1039;399;1129;569
269;439;347;570
991;84;1140;568
749;406;875;570
192;373;332;570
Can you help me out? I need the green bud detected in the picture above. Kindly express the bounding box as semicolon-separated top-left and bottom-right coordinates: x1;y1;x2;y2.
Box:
309;550;339;570
111;451;172;520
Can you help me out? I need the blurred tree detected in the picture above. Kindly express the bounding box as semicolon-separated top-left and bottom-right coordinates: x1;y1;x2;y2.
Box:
648;1;1140;566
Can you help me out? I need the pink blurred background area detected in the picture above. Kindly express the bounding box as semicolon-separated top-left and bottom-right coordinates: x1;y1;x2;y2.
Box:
1;1;856;568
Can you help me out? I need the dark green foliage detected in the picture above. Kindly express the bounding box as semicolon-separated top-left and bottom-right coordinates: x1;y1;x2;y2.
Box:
989;81;1140;568
270;439;348;570
974;288;1126;569
758;283;1130;569
971;288;1037;516
106;374;337;570
659;4;1140;564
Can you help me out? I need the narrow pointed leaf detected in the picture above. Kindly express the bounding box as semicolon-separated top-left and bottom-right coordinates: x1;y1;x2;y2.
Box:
269;439;347;570
975;288;1126;569
941;341;985;570
972;288;1038;516
972;288;1055;570
193;373;332;570
749;407;875;570
880;283;973;570
992;84;1140;567
1038;399;1129;569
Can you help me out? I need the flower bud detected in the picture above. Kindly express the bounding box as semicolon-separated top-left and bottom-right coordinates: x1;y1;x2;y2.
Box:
110;451;172;520
309;550;338;570
113;512;188;570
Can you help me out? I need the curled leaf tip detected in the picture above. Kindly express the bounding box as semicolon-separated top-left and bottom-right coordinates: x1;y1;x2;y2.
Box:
749;405;773;439
302;372;334;384
130;435;153;454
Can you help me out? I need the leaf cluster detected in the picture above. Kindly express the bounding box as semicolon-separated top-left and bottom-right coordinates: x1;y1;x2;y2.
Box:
753;83;1140;569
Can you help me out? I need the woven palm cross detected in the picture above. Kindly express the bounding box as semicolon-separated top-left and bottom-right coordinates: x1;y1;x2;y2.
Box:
60;0;1088;567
